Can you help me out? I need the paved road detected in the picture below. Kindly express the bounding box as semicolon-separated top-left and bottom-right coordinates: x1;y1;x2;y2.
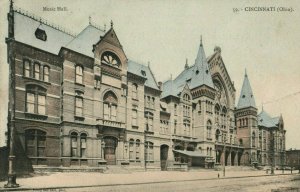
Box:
66;174;300;192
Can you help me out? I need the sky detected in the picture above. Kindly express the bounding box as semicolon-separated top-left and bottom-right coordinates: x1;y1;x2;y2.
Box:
0;0;299;149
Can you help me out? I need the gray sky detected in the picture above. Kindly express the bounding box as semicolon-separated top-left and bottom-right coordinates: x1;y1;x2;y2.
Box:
0;0;299;149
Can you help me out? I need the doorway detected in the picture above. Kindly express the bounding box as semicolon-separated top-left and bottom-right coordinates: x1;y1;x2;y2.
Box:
103;136;118;165
160;145;169;171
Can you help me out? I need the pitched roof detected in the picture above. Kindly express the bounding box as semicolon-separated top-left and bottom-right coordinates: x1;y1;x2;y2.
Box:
258;110;277;128
161;40;214;99
127;60;159;90
190;41;214;89
14;11;74;55
237;70;256;109
65;25;105;57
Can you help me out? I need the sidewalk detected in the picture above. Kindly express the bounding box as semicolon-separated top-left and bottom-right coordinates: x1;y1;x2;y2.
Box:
0;169;297;191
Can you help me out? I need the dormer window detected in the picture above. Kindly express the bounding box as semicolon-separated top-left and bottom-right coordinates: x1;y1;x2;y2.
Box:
35;28;47;41
141;70;146;76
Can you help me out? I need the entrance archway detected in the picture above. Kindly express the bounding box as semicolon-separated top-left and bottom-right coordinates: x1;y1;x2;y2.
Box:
103;136;118;165
231;151;236;166
160;145;169;171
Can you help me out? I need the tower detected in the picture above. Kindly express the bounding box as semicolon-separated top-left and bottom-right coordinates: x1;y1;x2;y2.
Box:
235;70;258;166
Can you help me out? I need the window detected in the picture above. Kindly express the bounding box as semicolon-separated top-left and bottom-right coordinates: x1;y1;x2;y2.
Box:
43;66;50;82
174;120;177;134
132;109;138;127
75;65;83;84
71;132;78;157
132;84;138;100
145;141;154;162
239;139;243;146
34;63;40;80
151;97;155;108
136;139;140;160
174;104;177;115
183;94;190;102
24;60;31;77
80;133;87;157
103;91;118;121
183;119;190;136
25;129;46;157
160;120;169;134
252;132;256;147
216;129;221;142
145;112;154;131
129;139;134;160
207;120;212;139
75;95;83;117
26;85;47;115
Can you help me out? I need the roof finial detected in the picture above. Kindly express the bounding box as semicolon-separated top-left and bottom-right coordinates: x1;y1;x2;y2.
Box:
245;68;247;77
110;20;114;28
185;58;189;69
200;35;203;46
89;16;91;25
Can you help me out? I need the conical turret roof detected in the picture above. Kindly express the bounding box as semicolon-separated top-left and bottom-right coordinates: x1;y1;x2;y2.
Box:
237;70;256;109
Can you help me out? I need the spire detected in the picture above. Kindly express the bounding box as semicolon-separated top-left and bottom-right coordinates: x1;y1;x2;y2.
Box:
89;16;91;25
110;20;114;29
8;0;15;38
190;37;214;89
237;70;256;109
200;35;202;46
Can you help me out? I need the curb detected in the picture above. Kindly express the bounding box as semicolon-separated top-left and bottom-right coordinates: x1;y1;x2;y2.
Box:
0;173;299;191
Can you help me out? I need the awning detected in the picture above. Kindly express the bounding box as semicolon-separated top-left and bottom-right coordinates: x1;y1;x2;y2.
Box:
173;150;208;158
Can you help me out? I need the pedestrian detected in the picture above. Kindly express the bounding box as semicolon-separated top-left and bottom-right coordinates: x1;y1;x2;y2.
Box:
218;173;220;178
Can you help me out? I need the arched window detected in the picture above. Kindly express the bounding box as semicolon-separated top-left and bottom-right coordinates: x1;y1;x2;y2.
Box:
25;129;46;157
24;60;31;77
75;65;83;84
80;133;87;157
215;129;220;142
239;139;243;146
103;91;118;121
207;120;212;139
43;66;50;82
183;94;190;101
215;105;220;123
136;139;140;160
71;132;78;157
252;132;256;147
129;138;134;160
34;62;40;80
132;83;138;100
26;85;47;115
145;141;154;162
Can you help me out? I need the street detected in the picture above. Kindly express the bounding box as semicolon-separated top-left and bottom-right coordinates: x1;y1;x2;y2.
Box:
66;174;300;192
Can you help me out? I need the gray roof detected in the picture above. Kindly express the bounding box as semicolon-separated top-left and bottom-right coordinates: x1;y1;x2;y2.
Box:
127;60;160;90
161;41;214;98
190;42;214;89
258;110;277;128
65;25;105;57
237;71;256;109
14;11;74;55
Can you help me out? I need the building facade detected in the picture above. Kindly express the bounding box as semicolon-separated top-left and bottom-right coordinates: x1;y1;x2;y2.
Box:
5;6;286;172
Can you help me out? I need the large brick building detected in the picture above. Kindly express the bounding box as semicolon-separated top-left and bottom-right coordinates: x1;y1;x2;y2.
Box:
5;5;286;172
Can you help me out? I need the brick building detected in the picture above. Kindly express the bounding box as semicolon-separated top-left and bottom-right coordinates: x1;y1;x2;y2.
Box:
5;5;286;172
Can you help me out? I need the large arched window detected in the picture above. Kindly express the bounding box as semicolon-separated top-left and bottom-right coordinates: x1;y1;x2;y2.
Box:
101;51;121;68
207;120;212;139
75;65;83;84
103;91;118;121
25;129;46;157
26;85;47;115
